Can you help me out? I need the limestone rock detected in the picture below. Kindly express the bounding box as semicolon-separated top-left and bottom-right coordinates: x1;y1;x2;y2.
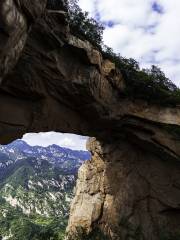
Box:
69;35;102;68
0;1;180;239
67;139;106;236
67;138;180;240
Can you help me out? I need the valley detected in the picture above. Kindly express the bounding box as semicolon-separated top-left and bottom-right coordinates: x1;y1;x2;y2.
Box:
0;140;90;240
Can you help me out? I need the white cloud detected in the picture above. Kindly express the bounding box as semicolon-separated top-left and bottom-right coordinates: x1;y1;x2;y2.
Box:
79;0;180;86
22;132;89;151
79;0;96;14
21;2;180;149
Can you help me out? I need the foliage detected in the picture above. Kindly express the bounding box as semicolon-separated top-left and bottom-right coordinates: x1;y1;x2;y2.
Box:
67;0;180;106
102;45;180;106
0;140;90;240
0;144;78;240
0;197;66;240
67;0;104;48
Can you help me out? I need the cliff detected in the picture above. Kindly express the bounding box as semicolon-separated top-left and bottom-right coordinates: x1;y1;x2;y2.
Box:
0;1;180;239
67;137;180;240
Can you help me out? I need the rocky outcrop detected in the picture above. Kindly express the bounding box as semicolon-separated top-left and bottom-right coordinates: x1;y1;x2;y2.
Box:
67;139;106;235
67;137;180;240
0;0;180;144
0;1;180;239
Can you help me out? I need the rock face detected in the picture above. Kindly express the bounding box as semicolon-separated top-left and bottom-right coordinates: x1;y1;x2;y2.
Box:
67;139;105;234
0;1;180;239
67;138;180;240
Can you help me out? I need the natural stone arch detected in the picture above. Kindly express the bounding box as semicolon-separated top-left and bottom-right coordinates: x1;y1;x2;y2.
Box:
0;1;180;239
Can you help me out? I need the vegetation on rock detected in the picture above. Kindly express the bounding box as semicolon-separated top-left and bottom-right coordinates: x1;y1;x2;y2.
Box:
0;141;90;240
68;0;104;48
67;0;180;106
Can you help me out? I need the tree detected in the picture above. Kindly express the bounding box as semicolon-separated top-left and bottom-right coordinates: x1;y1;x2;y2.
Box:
67;0;104;48
65;0;180;106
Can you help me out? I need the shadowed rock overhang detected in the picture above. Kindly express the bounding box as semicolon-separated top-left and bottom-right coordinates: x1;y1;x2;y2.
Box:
0;0;179;159
1;1;180;239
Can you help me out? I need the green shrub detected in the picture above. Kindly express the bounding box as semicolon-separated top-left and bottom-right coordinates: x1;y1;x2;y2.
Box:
102;45;180;106
68;0;104;49
66;0;180;106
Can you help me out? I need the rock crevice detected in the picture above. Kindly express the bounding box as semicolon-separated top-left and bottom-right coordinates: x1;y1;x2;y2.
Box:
0;1;180;239
67;138;180;240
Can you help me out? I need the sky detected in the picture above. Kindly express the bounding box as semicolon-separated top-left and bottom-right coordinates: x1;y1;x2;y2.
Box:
79;0;180;87
22;132;88;151
23;1;180;149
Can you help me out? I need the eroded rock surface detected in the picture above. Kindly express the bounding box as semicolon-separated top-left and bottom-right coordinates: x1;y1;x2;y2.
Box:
67;139;106;234
67;138;180;240
0;1;180;239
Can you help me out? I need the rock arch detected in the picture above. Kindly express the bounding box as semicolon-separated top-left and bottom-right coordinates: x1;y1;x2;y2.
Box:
0;1;180;239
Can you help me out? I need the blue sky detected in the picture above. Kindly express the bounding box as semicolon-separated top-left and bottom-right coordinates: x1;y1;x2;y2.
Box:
22;1;180;150
22;132;88;151
79;0;180;87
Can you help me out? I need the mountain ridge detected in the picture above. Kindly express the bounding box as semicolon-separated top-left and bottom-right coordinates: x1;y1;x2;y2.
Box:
0;140;91;240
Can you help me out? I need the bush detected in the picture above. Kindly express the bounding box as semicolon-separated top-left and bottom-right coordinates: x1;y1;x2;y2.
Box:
102;45;180;106
67;0;104;49
66;0;180;106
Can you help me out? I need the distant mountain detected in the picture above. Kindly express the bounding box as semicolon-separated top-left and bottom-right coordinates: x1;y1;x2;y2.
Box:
0;140;91;182
0;140;91;240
